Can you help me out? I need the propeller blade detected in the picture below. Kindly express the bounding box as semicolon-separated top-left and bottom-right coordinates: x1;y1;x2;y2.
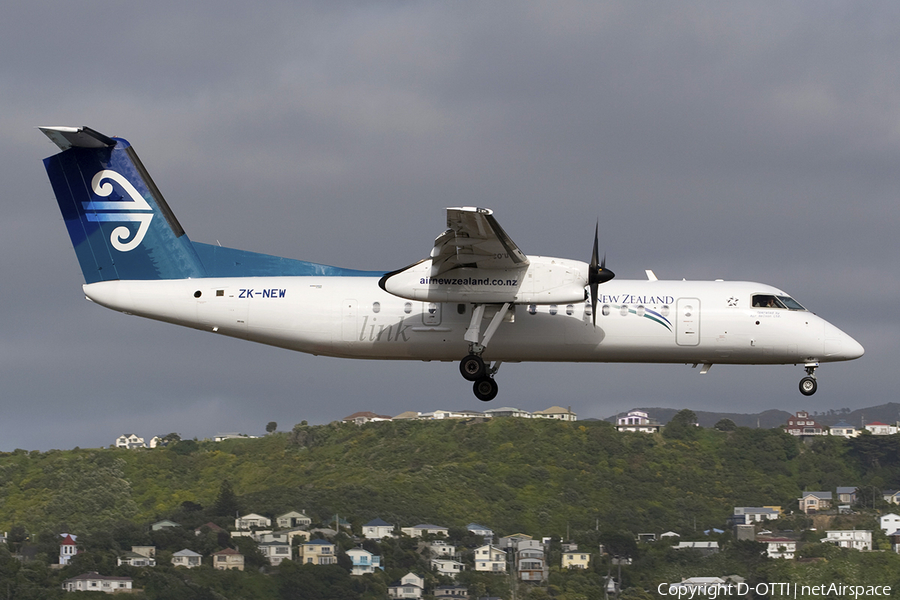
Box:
587;221;614;327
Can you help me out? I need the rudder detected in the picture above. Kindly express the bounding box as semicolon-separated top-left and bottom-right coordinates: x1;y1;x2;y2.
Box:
41;126;207;283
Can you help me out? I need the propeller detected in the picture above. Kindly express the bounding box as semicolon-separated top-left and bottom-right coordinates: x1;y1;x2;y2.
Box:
588;222;615;326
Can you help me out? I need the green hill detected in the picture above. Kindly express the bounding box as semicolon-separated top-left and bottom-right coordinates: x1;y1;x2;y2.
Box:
4;417;900;599
4;417;899;537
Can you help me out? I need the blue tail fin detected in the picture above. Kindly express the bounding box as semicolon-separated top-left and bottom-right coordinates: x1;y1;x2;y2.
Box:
41;126;207;283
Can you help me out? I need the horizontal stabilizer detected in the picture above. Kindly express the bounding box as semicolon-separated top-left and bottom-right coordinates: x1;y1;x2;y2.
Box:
38;126;115;151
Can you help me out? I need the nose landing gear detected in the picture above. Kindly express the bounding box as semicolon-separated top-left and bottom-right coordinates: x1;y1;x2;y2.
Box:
799;363;818;396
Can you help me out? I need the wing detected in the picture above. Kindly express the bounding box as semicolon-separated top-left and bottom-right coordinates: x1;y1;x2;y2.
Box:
430;207;529;275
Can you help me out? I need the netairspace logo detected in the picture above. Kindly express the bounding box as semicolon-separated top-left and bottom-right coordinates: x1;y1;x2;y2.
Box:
657;582;892;599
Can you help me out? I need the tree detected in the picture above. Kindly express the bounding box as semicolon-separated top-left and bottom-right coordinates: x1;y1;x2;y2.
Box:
267;421;278;434
212;480;241;517
663;409;699;440
714;418;736;432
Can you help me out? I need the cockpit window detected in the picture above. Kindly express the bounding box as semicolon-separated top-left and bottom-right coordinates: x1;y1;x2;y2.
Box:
752;294;807;311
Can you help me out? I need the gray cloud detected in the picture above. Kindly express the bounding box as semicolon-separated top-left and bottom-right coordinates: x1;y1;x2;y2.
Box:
1;1;894;450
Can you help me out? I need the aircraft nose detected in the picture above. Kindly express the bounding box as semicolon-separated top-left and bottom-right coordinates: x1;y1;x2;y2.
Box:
823;322;865;361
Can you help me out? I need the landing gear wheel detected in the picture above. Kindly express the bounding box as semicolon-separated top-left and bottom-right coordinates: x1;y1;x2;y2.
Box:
799;376;817;396
459;354;486;381
473;377;499;402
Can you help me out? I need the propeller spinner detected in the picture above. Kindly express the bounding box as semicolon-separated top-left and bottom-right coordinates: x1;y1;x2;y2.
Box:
588;223;615;326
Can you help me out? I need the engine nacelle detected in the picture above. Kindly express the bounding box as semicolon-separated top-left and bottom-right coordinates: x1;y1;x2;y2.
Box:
379;256;588;304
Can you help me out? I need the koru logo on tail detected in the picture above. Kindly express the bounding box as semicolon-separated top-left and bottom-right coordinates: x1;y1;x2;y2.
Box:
83;170;153;252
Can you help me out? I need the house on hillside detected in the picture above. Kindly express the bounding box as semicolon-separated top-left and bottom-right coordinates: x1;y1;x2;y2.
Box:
483;407;532;419
474;545;506;572
730;507;779;525
784;411;825;436
824;530;872;551
401;524;449;538
674;541;720;555
836;487;858;505
431;557;465;578
62;572;133;593
299;539;337;565
758;537;797;559
259;541;292;566
276;511;311;529
880;514;900;536
467;523;493;539
434;585;469;599
59;534;78;565
347;547;383;575
516;540;548;582
865;422;899;435
117;546;156;567
884;490;900;505
388;572;425;599
799;491;832;514
562;545;591;569
172;549;202;568
195;522;226;536
533;406;577;421
151;519;180;531
115;433;146;449
212;548;244;570
343;411;393;425
616;410;661;433
829;421;859;438
363;518;394;539
427;540;456;558
235;513;271;530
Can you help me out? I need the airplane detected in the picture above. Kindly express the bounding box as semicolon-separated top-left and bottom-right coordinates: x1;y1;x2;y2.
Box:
39;125;864;402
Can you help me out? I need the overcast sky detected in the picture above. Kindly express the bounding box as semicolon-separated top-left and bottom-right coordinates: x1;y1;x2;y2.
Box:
2;2;897;451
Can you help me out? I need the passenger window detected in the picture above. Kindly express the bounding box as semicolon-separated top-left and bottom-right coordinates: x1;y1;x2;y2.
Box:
372;302;381;313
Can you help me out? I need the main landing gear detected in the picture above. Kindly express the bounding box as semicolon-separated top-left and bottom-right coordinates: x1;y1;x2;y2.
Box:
460;353;501;401
459;303;510;401
799;363;818;396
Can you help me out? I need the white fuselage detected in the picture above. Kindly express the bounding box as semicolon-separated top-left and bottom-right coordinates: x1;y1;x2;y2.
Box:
82;276;863;366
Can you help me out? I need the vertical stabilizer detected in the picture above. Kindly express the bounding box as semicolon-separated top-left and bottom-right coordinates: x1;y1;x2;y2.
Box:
41;126;207;283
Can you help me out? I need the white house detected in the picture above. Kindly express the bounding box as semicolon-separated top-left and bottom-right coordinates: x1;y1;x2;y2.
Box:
474;544;506;572
732;507;779;524
401;523;449;538
59;534;77;565
427;540;456;558
115;434;145;449
467;523;493;538
389;572;425;599
823;530;872;551
829;422;859;438
347;547;383;575
616;410;661;433
363;518;395;539
276;511;312;529
880;514;900;536
62;572;133;593
259;541;292;566
532;406;578;421
171;549;202;568
758;537;797;559
864;422;898;435
431;557;465;578
483;407;532;419
235;513;272;530
117;549;156;567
